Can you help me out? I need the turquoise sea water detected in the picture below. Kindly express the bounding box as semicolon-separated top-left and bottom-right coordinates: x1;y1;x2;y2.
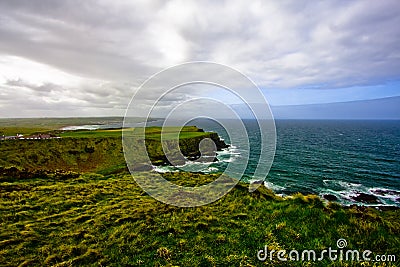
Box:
155;119;400;207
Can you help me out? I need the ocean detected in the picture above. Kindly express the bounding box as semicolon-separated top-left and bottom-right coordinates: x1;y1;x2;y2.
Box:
154;119;400;207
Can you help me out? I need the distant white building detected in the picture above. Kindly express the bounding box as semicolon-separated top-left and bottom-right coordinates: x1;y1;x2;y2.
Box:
0;133;60;141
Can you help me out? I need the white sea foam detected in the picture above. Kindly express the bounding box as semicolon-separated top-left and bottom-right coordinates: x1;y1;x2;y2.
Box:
369;188;400;202
322;179;364;190
217;149;234;155
264;181;286;191
203;167;219;173
319;182;400;207
152;165;178;173
338;181;363;188
339;190;360;201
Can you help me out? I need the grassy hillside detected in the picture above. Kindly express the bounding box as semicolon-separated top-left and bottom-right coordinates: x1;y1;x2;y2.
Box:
0;137;124;174
0;172;398;266
0;127;226;174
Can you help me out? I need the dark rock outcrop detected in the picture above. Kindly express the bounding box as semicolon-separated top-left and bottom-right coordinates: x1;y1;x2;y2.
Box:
323;194;338;201
351;192;381;204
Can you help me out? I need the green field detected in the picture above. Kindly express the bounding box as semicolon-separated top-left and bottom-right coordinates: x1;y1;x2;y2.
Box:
0;123;399;266
58;126;209;140
0;172;399;266
59;129;125;138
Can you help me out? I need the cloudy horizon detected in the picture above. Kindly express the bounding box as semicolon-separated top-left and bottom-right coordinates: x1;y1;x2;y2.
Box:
0;0;399;118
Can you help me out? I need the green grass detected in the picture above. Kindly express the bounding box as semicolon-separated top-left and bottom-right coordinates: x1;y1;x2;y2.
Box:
0;172;398;266
0;137;125;173
59;129;125;138
58;126;209;140
0;126;53;136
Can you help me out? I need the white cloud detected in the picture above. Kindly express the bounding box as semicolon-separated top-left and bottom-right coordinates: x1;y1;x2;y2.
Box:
0;0;399;116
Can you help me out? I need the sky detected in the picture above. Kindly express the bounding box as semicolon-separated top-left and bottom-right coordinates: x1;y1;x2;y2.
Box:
0;0;399;118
